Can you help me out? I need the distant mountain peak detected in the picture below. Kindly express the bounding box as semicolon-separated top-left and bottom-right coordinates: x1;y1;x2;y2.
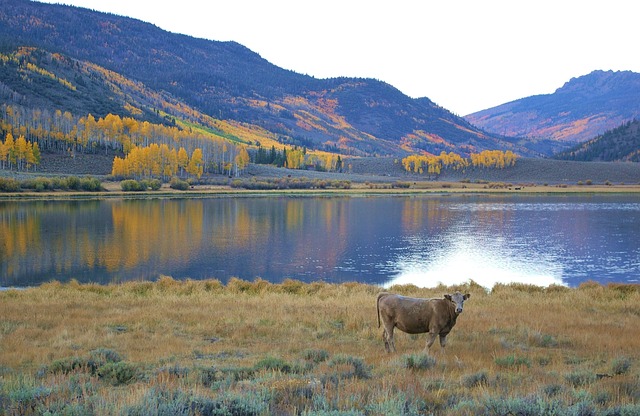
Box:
466;70;640;145
555;70;639;96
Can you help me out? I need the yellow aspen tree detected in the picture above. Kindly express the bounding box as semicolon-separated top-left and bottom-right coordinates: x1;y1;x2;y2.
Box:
177;147;189;177
148;143;162;178
15;135;28;170
0;139;7;169
25;141;35;170
32;142;41;167
187;148;204;179
286;148;304;169
111;156;125;177
167;148;178;179
234;146;250;176
4;132;15;168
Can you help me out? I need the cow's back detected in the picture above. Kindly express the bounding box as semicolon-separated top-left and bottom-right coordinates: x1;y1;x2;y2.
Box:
378;294;436;334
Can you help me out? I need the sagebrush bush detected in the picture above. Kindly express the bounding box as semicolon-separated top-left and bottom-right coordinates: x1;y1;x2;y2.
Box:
461;371;488;388
302;349;330;364
97;362;140;385
565;370;597;387
328;355;371;379
401;353;436;370
611;356;632;375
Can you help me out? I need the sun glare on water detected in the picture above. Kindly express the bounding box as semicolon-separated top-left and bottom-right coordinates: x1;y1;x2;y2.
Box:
385;230;565;289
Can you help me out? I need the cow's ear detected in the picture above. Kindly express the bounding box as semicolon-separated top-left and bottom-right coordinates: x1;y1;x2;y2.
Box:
464;293;471;300
444;294;452;300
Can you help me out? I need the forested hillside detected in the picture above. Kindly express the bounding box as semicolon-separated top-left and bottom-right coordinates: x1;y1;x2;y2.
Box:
0;0;540;158
555;119;640;162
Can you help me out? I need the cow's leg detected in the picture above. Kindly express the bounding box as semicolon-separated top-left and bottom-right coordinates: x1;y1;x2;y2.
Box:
382;323;396;353
424;331;438;353
439;333;448;354
382;328;391;353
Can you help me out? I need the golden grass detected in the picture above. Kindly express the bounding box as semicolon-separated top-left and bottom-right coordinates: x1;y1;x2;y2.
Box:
1;278;639;414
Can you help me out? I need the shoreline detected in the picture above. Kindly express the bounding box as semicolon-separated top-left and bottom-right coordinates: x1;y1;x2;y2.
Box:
1;183;640;200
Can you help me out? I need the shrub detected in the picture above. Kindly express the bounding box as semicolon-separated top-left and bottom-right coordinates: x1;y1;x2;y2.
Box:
254;356;295;373
402;353;436;370
121;179;143;191
170;177;190;190
461;371;488;388
611;356;632;375
79;177;103;191
97;362;140;385
47;356;98;375
65;176;81;190
481;395;565;415
148;179;162;190
543;383;563;397
495;354;531;368
565;370;596;387
21;177;53;191
528;331;558;348
302;349;330;364
0;177;21;192
392;181;411;189
328;355;371;379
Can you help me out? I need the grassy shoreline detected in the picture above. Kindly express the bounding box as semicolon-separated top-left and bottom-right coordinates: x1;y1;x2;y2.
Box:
1;279;638;415
1;179;640;201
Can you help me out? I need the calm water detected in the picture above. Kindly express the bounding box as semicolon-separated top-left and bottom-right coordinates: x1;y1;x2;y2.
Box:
1;194;639;288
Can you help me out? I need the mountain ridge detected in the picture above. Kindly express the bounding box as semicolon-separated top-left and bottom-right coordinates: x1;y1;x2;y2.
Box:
0;0;540;157
465;70;640;144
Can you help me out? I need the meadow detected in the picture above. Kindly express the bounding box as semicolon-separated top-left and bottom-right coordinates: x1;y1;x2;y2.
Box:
1;278;639;415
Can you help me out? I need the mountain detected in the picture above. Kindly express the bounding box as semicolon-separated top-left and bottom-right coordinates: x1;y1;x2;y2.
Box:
554;119;640;162
465;70;640;145
0;0;536;157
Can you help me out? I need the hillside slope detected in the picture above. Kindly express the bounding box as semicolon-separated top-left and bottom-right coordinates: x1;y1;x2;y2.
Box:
0;0;538;157
555;119;640;162
466;70;640;144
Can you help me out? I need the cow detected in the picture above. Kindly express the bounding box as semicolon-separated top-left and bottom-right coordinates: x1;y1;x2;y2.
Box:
376;292;470;353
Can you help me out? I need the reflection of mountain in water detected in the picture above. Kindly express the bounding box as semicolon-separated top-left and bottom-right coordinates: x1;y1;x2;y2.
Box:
1;196;639;288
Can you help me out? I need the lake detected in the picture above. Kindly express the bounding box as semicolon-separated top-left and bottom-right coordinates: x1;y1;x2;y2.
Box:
1;194;639;289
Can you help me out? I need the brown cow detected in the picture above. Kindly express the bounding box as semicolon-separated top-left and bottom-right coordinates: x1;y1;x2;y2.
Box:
376;292;470;353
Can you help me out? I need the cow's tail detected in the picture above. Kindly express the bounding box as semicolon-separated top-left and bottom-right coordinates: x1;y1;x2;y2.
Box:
376;292;387;328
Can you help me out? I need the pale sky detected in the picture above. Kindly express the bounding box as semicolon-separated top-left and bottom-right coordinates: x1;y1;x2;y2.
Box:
37;0;639;115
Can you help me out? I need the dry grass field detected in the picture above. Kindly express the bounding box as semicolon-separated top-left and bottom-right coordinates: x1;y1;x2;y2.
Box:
1;278;639;415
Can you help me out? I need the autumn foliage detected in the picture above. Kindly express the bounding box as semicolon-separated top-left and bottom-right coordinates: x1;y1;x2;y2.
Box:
0;104;251;179
402;150;518;176
0;132;41;171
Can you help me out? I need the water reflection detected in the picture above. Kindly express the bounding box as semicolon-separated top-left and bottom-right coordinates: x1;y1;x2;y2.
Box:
1;195;639;288
386;228;565;288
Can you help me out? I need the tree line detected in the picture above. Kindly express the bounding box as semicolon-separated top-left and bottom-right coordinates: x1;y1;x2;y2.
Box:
0;132;41;171
111;143;250;180
402;150;518;177
253;144;344;172
0;104;250;178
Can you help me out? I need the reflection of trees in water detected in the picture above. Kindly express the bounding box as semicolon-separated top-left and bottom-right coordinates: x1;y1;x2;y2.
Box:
2;196;639;287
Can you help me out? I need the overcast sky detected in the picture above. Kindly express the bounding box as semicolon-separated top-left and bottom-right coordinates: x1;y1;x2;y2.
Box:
38;0;639;115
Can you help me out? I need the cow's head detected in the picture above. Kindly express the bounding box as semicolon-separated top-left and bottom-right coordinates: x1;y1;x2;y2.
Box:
445;292;470;314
